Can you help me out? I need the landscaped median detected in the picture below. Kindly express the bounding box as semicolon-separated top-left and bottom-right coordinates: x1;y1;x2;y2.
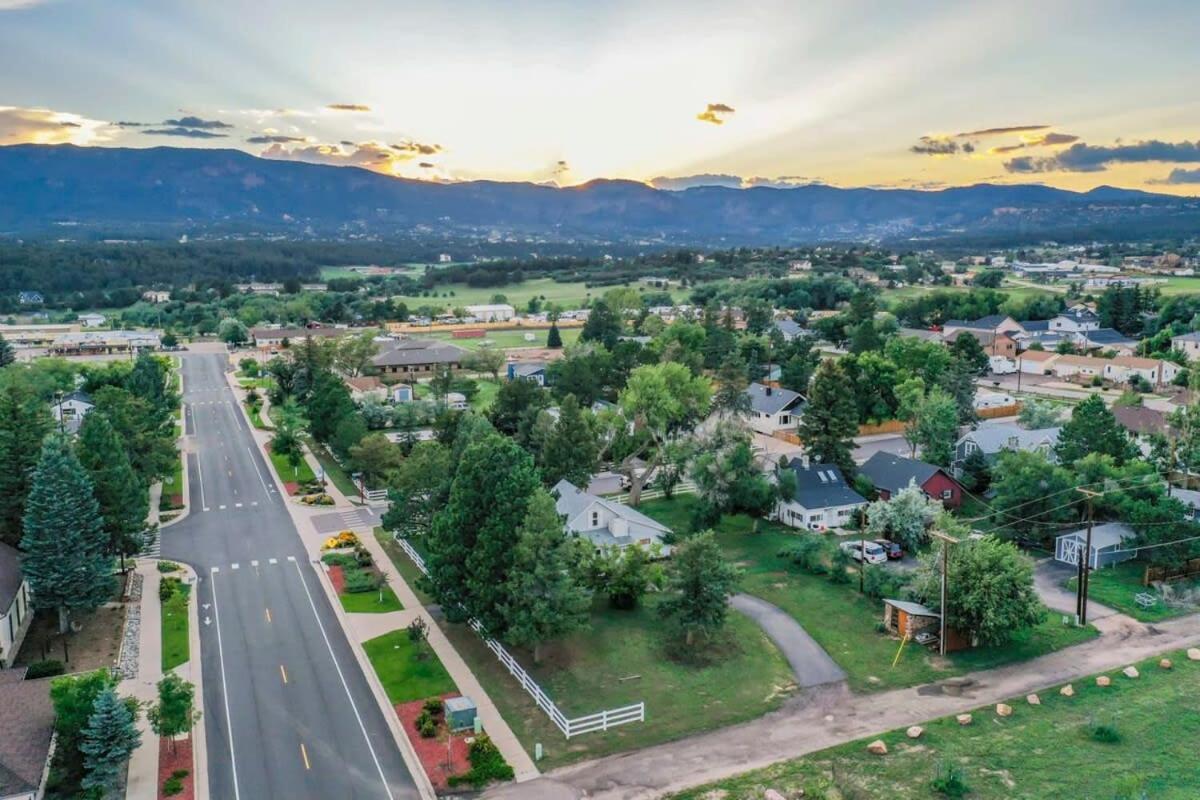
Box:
159;563;190;672
321;532;403;613
670;650;1200;799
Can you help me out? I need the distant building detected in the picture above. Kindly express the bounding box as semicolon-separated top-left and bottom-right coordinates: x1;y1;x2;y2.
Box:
438;253;453;263
372;338;469;377
858;452;963;508
77;313;106;328
507;362;547;385
49;330;160;355
344;376;387;403
1171;331;1200;362
249;326;346;350
464;304;515;322
142;290;171;304
17;291;43;306
51;390;94;434
953;424;1060;475
1048;309;1101;333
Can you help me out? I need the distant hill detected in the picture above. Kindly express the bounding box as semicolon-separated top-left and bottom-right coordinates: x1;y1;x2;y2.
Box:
1;144;1196;244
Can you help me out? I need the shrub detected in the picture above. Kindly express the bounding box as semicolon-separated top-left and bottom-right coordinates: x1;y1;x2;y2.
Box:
159;576;182;603
423;698;444;717
448;734;514;787
157;561;181;573
416;710;437;738
780;537;827;574
827;547;853;584
162;769;190;796
321;552;357;568
1088;721;1122;744
342;567;376;594
930;763;970;798
25;660;65;679
862;565;908;600
354;547;374;567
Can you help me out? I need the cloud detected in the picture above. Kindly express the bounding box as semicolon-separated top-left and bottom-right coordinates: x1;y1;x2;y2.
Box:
696;102;735;125
0;105;110;144
246;134;307;144
0;0;53;9
259;140;417;174
162;115;232;130
955;124;1050;138
989;131;1080;154
1149;167;1200;185
911;136;961;156
390;140;442;156
418;162;435;169
327;103;371;112
143;127;229;139
113;121;147;128
1004;139;1200;173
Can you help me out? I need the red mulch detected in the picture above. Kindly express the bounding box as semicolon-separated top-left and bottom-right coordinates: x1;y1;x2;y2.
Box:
396;694;471;791
158;735;195;800
283;481;299;495
328;564;346;594
168;494;184;507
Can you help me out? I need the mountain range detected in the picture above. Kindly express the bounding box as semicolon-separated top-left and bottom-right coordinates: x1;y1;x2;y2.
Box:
2;144;1197;244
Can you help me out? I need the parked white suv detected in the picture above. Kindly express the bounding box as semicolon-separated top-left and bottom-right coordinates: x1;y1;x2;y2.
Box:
839;539;888;565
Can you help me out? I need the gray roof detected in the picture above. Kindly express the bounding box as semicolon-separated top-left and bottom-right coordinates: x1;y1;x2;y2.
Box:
1173;331;1200;342
784;459;868;509
250;326;345;341
745;383;805;416
0;676;55;798
552;480;671;548
1057;308;1100;323
945;315;1014;331
1084;328;1137;346
1056;522;1134;551
774;319;805;338
898;327;942;341
0;542;21;612
960;423;1060;455
511;362;546;378
859;452;945;494
372;338;468;367
1019;319;1050;332
1172;488;1200;510
883;599;938;617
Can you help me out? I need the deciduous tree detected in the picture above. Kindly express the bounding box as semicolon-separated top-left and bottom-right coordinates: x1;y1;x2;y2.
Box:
1055;394;1134;466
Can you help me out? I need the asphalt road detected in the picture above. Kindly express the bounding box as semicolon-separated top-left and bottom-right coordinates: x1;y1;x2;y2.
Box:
162;352;420;800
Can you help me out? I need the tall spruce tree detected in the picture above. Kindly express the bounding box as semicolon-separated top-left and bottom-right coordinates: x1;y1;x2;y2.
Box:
712;352;752;416
797;359;858;475
659;531;740;647
0;383;51;546
80;687;141;795
502;489;591;663
77;412;148;568
21;436;111;632
0;333;13;367
546;322;563;349
539;394;599;487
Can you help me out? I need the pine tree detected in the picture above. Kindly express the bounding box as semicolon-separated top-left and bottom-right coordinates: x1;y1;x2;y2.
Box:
77;412;148;568
1056;394;1134;466
21;437;111;633
580;300;621;349
502;489;591;663
0;333;13;367
539;394;599;487
797;359;858;475
80;687;141;795
712;352;752;415
546;322;563;349
0;383;51;546
659;531;740;647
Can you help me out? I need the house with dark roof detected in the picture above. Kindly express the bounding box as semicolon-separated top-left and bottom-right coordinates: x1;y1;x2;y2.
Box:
942;315;1023;337
743;382;805;436
858;452;963;508
773;318;810;342
0;544;31;669
775;458;868;531
370;338;469;377
552;480;673;555
506;361;547;386
0;670;55;800
1078;327;1138;355
1049;308;1100;333
1112;404;1172;440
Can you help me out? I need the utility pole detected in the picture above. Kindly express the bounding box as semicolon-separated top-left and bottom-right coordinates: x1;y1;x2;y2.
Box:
1076;487;1100;626
929;529;959;656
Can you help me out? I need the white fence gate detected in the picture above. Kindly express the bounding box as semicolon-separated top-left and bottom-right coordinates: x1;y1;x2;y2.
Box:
394;536;646;738
354;481;389;504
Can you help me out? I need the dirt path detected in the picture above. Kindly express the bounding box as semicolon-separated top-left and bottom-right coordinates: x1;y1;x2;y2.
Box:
483;613;1200;800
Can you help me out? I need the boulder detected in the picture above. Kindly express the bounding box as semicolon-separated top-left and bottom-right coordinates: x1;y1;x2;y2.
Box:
995;703;1013;717
763;791;787;800
956;713;973;726
867;739;888;755
1060;684;1075;697
1096;675;1112;687
1027;694;1041;706
906;726;924;739
1123;666;1140;679
1189;648;1200;661
1160;658;1173;670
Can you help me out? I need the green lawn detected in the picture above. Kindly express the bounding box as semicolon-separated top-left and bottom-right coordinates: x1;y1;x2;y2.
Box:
340;586;403;613
639;497;1097;693
374;529;436;606
246;402;267;429
159;454;185;511
470;379;501;412
305;439;359;497
363;629;458;704
267;447;316;486
672;650;1200;800
420;327;582;351
161;582;190;672
1067;561;1195;622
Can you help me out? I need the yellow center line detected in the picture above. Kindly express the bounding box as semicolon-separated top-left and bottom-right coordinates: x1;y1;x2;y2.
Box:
300;742;311;770
279;664;288;684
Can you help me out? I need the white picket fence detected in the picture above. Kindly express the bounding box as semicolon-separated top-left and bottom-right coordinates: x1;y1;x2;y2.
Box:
607;480;696;505
394;536;646;739
354;481;389;504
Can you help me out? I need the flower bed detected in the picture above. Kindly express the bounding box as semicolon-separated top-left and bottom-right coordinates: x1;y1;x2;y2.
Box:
158;736;194;800
395;694;471;791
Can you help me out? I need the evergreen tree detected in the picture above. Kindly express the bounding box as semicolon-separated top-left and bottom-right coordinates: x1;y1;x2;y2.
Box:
382;441;451;539
489;379;549;436
305;370;355;442
540;395;599;487
938;358;980;425
797;359;858;475
0;333;13;367
426;435;541;634
147;674;200;753
546;322;563;349
0;383;51;546
911;387;959;467
21;437;111;633
80;687;141;795
93;386;177;481
125;352;175;415
502;489;591;663
659;531;740;647
1055;394;1134;466
711;351;752;415
580;299;622;349
77;412;148;568
949;332;989;374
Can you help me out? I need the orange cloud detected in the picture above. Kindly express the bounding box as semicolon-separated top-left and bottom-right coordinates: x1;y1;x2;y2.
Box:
696;102;735;125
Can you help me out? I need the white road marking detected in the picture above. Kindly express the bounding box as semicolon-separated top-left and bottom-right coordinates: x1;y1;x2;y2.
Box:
235;503;243;508
250;560;258;568
245;446;274;499
291;561;396;800
231;563;239;570
219;504;227;510
195;452;207;510
268;558;277;565
251;501;258;507
210;567;220;574
208;572;243;800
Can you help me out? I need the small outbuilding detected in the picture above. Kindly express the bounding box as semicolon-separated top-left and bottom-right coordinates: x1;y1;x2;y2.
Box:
882;599;940;639
1055;522;1136;570
445;696;478;732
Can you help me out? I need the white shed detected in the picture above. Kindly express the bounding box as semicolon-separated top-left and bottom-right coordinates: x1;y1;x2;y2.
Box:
1055;522;1136;570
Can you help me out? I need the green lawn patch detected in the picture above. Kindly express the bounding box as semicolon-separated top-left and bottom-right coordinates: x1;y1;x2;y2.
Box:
246;402;266;429
304;438;359;498
639;497;1097;693
1066;561;1195;622
267;447;315;485
340;585;403;613
422;327;583;352
470;379;501;412
161;581;191;672
672;650;1200;800
374;529;437;606
363;629;457;705
159;454;184;511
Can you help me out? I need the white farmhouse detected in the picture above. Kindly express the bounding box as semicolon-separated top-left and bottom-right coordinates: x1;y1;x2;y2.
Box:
774;458;868;531
744;383;805;436
552;480;673;554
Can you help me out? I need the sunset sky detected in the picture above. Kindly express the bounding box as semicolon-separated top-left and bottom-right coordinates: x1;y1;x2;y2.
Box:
2;0;1199;194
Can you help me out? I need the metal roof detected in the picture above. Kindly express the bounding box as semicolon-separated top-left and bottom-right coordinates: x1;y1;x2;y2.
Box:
745;382;805;416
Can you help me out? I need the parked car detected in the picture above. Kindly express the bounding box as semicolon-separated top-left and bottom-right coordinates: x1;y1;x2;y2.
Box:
839;539;888;565
873;539;904;560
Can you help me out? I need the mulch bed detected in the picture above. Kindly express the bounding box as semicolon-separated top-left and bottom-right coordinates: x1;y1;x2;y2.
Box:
328;565;346;594
396;694;471;791
158;735;195;800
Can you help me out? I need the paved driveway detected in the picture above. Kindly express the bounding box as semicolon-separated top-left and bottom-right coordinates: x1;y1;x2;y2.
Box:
729;594;846;688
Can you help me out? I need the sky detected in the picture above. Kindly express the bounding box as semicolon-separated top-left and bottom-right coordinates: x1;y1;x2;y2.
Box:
2;0;1199;194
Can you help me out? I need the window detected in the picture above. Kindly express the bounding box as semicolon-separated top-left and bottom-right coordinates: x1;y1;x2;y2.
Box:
779;415;789;425
964;441;978;455
590;510;599;528
941;489;953;500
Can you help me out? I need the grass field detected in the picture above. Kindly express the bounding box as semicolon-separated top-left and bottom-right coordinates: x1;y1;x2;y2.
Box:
419;327;581;351
879;280;1055;307
375;529;436;605
363;629;458;705
161;581;190;672
340;586;403;613
393;276;691;311
1067;561;1197;622
672;649;1200;800
267;446;316;486
639;497;1097;693
304;439;359;497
